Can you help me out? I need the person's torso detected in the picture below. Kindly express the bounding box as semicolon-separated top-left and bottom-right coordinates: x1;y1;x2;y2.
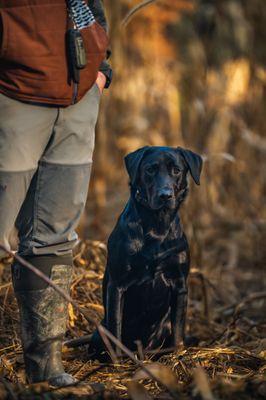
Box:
0;0;109;106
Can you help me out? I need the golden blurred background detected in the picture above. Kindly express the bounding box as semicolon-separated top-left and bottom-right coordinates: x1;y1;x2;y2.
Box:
81;0;265;292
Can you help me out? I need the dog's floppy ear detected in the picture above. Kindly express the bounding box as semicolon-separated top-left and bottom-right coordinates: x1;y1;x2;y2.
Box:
177;147;203;185
124;146;149;185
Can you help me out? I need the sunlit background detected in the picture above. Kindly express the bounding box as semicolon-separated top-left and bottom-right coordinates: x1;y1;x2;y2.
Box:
84;0;265;286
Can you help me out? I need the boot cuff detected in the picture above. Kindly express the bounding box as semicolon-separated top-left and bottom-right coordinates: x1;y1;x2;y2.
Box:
12;253;73;291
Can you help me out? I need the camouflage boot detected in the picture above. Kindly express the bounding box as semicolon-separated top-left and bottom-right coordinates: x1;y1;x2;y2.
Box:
11;253;76;387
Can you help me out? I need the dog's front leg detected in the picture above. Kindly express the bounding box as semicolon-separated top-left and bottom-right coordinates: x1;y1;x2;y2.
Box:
170;274;188;348
105;280;124;358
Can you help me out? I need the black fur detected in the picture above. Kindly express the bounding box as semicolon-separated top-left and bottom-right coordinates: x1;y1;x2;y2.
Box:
89;146;202;358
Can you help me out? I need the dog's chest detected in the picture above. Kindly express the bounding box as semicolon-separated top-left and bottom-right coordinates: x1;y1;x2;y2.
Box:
127;234;188;282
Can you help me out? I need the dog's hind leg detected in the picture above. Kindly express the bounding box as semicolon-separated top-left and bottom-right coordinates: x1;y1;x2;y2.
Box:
105;280;124;358
170;274;188;348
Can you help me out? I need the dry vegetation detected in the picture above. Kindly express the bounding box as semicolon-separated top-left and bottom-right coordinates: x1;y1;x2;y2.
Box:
0;240;265;399
0;0;265;398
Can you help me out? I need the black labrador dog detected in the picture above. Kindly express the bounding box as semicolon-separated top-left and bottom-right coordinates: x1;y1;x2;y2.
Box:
89;146;202;357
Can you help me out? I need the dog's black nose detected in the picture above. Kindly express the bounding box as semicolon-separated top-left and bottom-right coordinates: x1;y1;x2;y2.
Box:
159;190;173;201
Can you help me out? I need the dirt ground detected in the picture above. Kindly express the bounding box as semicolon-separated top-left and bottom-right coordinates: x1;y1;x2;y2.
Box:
0;239;265;400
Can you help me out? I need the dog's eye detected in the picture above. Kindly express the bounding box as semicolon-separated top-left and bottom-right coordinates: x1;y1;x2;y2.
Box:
172;166;181;175
146;166;155;174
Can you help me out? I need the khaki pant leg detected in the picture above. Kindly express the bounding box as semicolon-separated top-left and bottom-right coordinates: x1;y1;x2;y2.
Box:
16;84;101;256
0;94;57;259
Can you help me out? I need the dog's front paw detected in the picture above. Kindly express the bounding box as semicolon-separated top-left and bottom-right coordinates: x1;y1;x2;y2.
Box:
87;330;113;363
87;346;112;363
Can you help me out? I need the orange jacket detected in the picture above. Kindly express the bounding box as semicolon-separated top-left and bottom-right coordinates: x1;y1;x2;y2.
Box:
0;0;109;106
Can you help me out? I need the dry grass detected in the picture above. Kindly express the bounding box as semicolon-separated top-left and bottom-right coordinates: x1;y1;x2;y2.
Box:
0;240;265;399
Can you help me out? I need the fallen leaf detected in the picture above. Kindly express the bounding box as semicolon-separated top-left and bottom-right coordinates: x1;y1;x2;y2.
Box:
133;363;179;394
193;366;214;400
68;303;77;328
127;380;153;400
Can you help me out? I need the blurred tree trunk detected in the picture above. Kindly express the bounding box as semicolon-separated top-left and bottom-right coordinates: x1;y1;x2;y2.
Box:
79;0;125;239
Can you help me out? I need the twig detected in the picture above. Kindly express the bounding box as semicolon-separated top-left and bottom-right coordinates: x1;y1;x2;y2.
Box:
240;128;266;152
135;340;145;361
122;0;157;27
0;282;11;291
0;285;10;323
98;326;118;364
65;336;177;358
0;243;177;399
234;291;266;317
208;291;266;345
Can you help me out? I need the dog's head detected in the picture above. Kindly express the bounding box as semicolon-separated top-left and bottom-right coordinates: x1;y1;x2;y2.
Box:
125;146;203;210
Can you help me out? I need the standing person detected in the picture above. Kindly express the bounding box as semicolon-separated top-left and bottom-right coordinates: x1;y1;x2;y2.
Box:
0;0;112;386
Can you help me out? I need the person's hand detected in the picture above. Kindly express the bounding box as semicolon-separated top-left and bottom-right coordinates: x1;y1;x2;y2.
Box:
95;71;106;94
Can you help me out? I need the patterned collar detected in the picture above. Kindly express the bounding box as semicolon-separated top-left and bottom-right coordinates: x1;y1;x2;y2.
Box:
67;0;95;30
